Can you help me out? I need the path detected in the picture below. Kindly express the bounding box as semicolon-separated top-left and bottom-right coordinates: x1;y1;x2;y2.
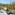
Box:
0;10;7;15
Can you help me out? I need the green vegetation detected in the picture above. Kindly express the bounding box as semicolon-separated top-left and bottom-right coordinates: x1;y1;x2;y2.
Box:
0;3;15;10
0;3;15;15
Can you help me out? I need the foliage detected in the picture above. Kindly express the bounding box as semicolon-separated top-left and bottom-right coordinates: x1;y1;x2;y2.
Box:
0;3;15;9
8;4;12;9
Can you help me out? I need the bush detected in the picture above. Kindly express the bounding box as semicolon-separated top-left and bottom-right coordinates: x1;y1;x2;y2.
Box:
13;11;15;14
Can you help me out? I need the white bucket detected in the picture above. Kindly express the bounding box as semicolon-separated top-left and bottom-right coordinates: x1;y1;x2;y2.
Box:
10;14;13;15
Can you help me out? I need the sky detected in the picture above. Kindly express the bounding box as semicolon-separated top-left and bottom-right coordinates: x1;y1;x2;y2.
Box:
0;0;15;4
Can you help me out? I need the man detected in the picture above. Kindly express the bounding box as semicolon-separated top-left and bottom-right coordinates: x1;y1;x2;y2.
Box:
6;6;8;13
0;6;2;13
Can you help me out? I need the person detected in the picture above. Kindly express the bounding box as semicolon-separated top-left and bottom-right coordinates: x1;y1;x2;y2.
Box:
0;6;2;13
6;6;8;13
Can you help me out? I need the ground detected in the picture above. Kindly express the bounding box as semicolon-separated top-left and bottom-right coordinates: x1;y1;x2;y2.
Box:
0;10;7;15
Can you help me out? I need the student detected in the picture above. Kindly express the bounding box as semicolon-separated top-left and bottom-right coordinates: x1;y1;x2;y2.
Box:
6;6;8;13
0;6;2;13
